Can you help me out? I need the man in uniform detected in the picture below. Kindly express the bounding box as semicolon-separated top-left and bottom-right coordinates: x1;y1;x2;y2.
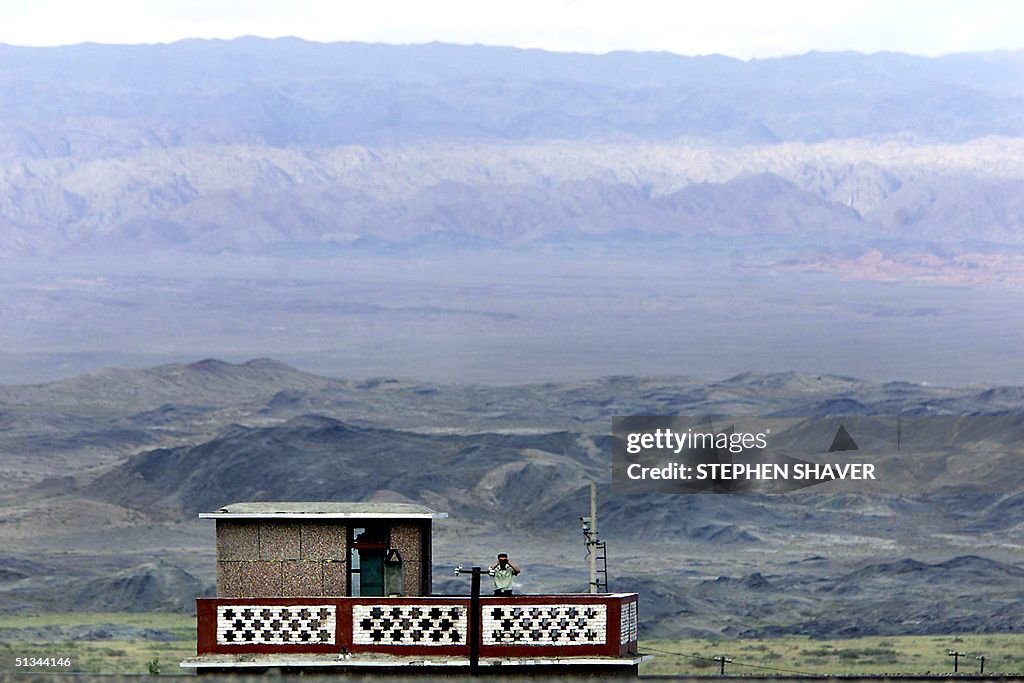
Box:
489;553;521;595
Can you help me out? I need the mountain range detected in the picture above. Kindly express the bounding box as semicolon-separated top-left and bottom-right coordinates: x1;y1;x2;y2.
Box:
2;359;1024;638
1;40;1023;259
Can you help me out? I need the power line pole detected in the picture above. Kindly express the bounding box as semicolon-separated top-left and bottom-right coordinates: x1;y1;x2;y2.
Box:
976;655;986;675
948;650;967;673
713;655;732;675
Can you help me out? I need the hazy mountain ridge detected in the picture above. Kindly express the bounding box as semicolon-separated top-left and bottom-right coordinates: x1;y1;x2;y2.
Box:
0;357;341;408
2;40;1024;259
2;39;1023;159
83;414;602;521
0;359;1004;442
4;139;1024;257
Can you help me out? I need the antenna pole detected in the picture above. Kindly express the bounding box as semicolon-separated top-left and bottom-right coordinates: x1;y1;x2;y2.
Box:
589;483;598;594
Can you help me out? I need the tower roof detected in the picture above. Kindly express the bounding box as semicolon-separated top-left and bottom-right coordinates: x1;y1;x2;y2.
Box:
199;501;448;520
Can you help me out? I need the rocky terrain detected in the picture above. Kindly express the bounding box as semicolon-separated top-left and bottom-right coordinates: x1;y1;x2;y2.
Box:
1;359;1024;639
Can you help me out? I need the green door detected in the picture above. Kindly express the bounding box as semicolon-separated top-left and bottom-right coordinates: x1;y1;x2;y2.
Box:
353;548;385;597
360;550;385;597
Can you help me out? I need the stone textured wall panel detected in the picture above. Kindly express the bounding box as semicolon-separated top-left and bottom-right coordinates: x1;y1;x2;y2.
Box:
323;560;349;596
282;560;324;597
259;522;302;561
300;522;347;561
216;522;260;562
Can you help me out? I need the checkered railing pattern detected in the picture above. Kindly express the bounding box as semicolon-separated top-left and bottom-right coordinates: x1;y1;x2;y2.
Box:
197;594;638;657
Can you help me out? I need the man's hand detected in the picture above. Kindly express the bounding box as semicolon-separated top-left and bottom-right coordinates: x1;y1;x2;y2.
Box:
493;555;521;574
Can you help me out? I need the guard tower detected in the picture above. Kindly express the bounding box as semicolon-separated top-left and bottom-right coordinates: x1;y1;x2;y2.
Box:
183;500;645;676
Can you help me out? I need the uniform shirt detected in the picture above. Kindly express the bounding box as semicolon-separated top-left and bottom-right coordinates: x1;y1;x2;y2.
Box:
493;565;515;591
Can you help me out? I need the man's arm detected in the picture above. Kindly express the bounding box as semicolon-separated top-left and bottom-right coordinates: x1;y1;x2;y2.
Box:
509;563;521;575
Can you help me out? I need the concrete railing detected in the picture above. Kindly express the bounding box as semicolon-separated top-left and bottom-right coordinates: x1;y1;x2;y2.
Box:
196;593;639;659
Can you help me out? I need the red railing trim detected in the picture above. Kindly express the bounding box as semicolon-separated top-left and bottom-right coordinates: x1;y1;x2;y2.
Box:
195;593;638;658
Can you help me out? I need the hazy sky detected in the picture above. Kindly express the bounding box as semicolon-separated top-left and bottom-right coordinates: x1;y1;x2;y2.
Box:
3;0;1024;58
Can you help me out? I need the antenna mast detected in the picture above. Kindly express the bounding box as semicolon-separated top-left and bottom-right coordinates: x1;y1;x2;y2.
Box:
581;482;608;593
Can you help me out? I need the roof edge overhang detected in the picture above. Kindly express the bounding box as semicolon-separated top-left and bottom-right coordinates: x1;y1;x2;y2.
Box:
199;511;449;520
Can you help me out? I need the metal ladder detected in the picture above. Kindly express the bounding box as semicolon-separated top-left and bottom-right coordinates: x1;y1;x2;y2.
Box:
594;540;608;592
